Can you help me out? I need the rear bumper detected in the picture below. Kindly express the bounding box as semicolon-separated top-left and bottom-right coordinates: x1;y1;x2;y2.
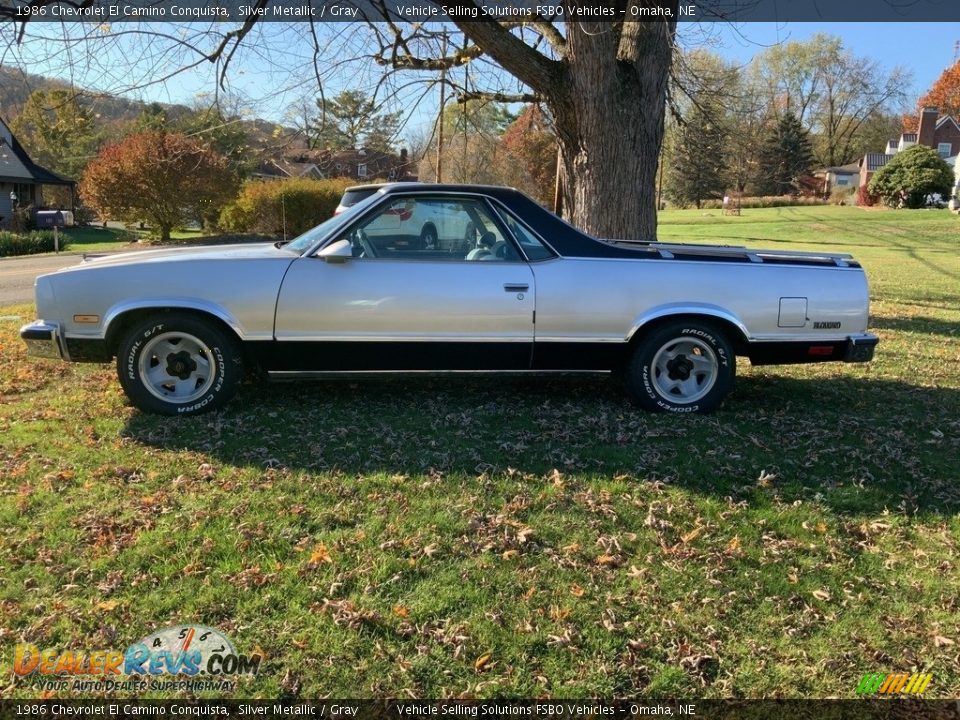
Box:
748;333;878;366
844;333;879;362
20;320;69;361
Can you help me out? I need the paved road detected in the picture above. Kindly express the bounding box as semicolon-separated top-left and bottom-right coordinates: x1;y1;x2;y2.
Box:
0;253;86;306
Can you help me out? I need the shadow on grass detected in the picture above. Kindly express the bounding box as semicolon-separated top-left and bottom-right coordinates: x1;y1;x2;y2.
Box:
123;372;960;518
869;315;960;337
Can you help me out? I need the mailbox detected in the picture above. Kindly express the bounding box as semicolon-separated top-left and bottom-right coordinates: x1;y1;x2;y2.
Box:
35;210;67;229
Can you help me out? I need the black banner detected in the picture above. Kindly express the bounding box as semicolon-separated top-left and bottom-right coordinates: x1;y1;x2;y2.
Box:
2;0;960;23
0;700;959;720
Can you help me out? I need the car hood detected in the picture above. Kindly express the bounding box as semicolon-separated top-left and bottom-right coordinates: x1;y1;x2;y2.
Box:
58;242;295;272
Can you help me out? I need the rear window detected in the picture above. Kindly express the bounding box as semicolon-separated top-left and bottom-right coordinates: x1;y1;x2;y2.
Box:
341;188;379;207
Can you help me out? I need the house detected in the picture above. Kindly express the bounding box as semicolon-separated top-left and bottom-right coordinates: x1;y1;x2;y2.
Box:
816;161;860;195
251;146;417;183
858;107;960;192
0;116;75;227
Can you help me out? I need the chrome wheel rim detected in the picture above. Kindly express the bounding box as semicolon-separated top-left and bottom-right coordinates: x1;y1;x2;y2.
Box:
650;337;718;404
138;331;215;404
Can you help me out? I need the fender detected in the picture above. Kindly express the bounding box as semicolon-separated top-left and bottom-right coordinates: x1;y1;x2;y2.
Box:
627;302;751;343
100;298;259;342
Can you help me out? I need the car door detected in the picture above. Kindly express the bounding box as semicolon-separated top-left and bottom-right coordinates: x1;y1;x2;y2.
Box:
272;195;535;371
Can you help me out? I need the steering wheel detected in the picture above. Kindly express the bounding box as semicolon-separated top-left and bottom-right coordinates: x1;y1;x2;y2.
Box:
487;240;515;260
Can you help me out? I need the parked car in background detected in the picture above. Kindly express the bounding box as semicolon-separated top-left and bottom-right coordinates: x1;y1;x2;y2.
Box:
21;183;878;416
333;183;388;215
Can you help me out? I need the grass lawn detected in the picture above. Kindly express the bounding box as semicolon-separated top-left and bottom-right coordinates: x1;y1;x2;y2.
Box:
53;227;221;254
0;205;958;699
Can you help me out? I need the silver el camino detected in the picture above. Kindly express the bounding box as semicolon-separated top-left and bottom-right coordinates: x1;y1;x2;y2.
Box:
20;184;878;415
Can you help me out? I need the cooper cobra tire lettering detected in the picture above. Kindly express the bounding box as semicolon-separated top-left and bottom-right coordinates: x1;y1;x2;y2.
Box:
625;319;736;414
116;314;241;416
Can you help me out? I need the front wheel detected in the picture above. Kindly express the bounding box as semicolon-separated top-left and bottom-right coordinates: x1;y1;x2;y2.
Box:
625;321;735;414
117;313;242;415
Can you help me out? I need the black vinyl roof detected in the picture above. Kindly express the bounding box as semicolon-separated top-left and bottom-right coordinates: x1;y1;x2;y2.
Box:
377;182;644;259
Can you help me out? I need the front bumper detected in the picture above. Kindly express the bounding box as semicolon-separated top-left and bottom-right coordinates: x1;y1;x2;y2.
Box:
20;320;69;361
844;333;879;362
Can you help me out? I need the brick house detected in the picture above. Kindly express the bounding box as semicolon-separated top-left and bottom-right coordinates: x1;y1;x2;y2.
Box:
858;107;960;191
0;116;75;227
251;146;417;183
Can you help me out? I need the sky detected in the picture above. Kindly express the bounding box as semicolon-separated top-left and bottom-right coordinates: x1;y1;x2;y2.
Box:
1;20;957;132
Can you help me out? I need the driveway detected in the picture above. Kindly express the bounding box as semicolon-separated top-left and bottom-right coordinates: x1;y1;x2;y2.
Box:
0;253;86;306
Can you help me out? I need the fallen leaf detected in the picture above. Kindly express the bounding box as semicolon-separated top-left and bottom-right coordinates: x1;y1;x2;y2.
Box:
570;583;585;598
726;536;741;553
393;605;410;618
522;587;536;601
681;527;703;544
812;589;831;601
474;653;492;671
933;635;955;647
309;543;333;565
502;549;519;560
596;554;617;566
96;600;120;612
815;522;827;534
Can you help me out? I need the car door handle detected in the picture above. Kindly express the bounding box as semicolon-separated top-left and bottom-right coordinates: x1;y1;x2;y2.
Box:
503;283;529;292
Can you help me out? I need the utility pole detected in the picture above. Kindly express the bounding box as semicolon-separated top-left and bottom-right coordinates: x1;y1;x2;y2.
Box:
435;31;448;183
553;145;563;216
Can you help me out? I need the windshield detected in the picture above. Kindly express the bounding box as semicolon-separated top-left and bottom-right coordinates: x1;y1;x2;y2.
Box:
284;191;382;254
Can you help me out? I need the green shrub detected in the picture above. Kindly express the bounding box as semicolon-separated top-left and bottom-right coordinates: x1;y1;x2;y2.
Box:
219;177;353;237
0;230;66;257
697;195;827;210
829;186;856;206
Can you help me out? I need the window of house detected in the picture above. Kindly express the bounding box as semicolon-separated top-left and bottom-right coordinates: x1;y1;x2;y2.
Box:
938;143;952;158
836;177;849;186
357;163;368;178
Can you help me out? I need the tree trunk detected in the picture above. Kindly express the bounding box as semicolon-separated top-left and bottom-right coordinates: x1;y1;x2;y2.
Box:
452;12;677;242
159;223;172;243
550;20;676;241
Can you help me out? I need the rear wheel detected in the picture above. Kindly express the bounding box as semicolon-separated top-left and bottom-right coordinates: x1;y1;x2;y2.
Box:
117;313;242;415
626;320;735;413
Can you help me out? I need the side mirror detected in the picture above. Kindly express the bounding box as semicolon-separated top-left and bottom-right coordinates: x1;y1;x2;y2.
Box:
317;239;353;263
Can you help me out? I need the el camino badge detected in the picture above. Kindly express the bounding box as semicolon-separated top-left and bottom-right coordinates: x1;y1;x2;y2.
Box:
813;321;842;329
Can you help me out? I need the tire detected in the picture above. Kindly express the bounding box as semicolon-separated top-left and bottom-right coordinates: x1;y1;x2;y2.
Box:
420;226;438;250
625;320;735;414
116;313;242;415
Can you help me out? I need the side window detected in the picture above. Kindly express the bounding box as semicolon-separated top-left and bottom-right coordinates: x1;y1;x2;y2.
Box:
347;197;522;262
499;210;555;261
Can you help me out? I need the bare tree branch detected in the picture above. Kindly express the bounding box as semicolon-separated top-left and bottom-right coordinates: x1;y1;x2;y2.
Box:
457;89;540;103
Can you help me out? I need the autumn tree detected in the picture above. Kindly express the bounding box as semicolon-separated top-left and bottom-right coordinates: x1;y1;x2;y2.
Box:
916;59;960;119
498;105;557;204
80;131;236;241
868;144;954;208
12;89;101;180
420;100;515;185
